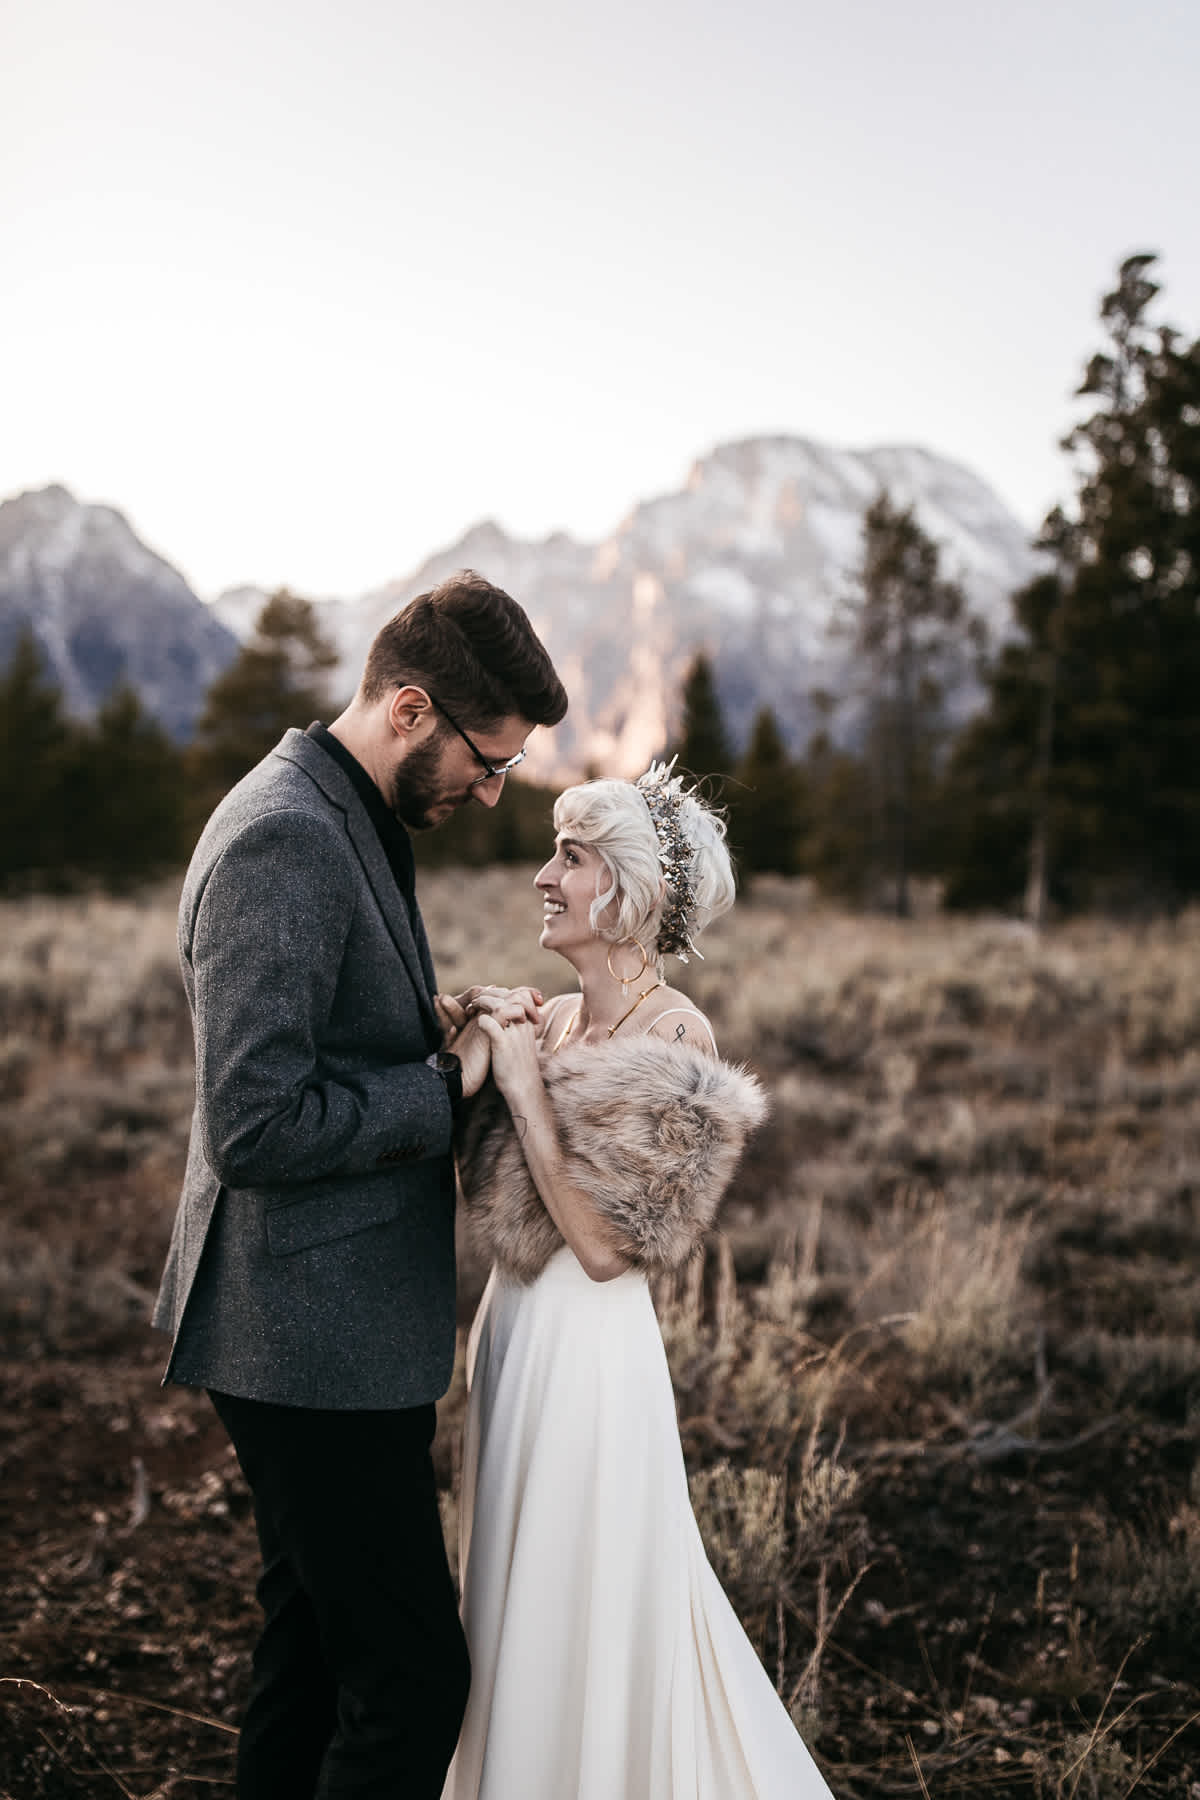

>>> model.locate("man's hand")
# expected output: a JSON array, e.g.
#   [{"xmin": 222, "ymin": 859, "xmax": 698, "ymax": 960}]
[
  {"xmin": 452, "ymin": 1016, "xmax": 493, "ymax": 1099},
  {"xmin": 435, "ymin": 993, "xmax": 470, "ymax": 1049}
]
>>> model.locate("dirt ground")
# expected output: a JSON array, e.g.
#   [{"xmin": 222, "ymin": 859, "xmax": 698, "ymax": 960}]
[{"xmin": 2, "ymin": 1173, "xmax": 1197, "ymax": 1799}]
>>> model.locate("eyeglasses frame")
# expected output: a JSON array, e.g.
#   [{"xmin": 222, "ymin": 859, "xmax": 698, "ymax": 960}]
[{"xmin": 427, "ymin": 695, "xmax": 527, "ymax": 786}]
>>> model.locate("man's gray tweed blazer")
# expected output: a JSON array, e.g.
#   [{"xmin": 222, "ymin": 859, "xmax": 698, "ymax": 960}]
[{"xmin": 153, "ymin": 728, "xmax": 458, "ymax": 1409}]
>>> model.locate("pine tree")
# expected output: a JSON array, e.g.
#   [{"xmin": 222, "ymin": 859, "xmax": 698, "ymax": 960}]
[
  {"xmin": 669, "ymin": 652, "xmax": 734, "ymax": 786},
  {"xmin": 1053, "ymin": 253, "xmax": 1200, "ymax": 904},
  {"xmin": 188, "ymin": 590, "xmax": 341, "ymax": 819},
  {"xmin": 70, "ymin": 685, "xmax": 188, "ymax": 884},
  {"xmin": 0, "ymin": 629, "xmax": 77, "ymax": 886},
  {"xmin": 942, "ymin": 253, "xmax": 1200, "ymax": 912},
  {"xmin": 837, "ymin": 494, "xmax": 979, "ymax": 915},
  {"xmin": 800, "ymin": 726, "xmax": 875, "ymax": 902},
  {"xmin": 730, "ymin": 706, "xmax": 806, "ymax": 880}
]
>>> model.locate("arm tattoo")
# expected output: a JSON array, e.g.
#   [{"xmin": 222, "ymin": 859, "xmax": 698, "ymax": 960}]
[{"xmin": 674, "ymin": 1023, "xmax": 687, "ymax": 1042}]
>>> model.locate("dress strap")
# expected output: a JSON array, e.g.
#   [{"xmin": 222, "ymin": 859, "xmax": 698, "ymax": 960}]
[
  {"xmin": 540, "ymin": 993, "xmax": 581, "ymax": 1055},
  {"xmin": 648, "ymin": 1006, "xmax": 718, "ymax": 1051}
]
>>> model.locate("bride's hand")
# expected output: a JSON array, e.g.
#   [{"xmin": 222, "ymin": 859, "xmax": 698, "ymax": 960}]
[
  {"xmin": 449, "ymin": 995, "xmax": 537, "ymax": 1098},
  {"xmin": 456, "ymin": 984, "xmax": 544, "ymax": 1026},
  {"xmin": 474, "ymin": 1013, "xmax": 542, "ymax": 1106},
  {"xmin": 436, "ymin": 988, "xmax": 540, "ymax": 1048}
]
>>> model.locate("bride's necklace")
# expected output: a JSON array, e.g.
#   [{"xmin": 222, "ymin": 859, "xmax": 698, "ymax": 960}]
[
  {"xmin": 608, "ymin": 978, "xmax": 666, "ymax": 1037},
  {"xmin": 551, "ymin": 979, "xmax": 666, "ymax": 1053}
]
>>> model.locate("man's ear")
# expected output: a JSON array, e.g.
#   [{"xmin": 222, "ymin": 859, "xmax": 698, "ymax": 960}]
[{"xmin": 387, "ymin": 686, "xmax": 434, "ymax": 738}]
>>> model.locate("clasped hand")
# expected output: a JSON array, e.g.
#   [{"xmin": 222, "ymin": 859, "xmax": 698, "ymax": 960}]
[{"xmin": 434, "ymin": 985, "xmax": 543, "ymax": 1099}]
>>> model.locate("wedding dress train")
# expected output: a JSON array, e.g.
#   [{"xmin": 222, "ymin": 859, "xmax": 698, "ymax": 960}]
[{"xmin": 441, "ymin": 1246, "xmax": 835, "ymax": 1800}]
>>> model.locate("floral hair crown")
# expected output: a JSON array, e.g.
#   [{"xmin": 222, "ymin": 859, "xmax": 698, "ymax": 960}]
[{"xmin": 635, "ymin": 758, "xmax": 701, "ymax": 962}]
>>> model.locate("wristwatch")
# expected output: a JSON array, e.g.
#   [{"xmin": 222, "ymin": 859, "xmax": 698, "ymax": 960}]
[{"xmin": 426, "ymin": 1049, "xmax": 464, "ymax": 1113}]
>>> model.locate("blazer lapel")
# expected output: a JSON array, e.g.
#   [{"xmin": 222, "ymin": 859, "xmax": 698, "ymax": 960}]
[{"xmin": 274, "ymin": 731, "xmax": 440, "ymax": 1039}]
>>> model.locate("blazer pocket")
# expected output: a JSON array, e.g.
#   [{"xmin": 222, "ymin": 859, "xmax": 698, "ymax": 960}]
[{"xmin": 265, "ymin": 1186, "xmax": 401, "ymax": 1256}]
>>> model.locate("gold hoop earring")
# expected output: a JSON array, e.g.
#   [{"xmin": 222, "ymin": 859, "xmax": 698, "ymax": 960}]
[{"xmin": 606, "ymin": 938, "xmax": 649, "ymax": 998}]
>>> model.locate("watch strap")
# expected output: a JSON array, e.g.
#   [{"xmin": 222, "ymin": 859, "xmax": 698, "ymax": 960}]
[{"xmin": 426, "ymin": 1050, "xmax": 464, "ymax": 1112}]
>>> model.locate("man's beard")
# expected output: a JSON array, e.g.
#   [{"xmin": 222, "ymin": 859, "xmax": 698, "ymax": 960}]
[{"xmin": 387, "ymin": 734, "xmax": 470, "ymax": 831}]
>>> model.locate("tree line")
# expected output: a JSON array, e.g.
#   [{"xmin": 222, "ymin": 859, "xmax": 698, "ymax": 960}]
[
  {"xmin": 683, "ymin": 252, "xmax": 1200, "ymax": 915},
  {"xmin": 0, "ymin": 585, "xmax": 571, "ymax": 889},
  {"xmin": 2, "ymin": 253, "xmax": 1196, "ymax": 912},
  {"xmin": 0, "ymin": 591, "xmax": 344, "ymax": 890}
]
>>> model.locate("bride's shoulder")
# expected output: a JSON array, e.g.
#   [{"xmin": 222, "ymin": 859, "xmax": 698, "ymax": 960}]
[
  {"xmin": 537, "ymin": 991, "xmax": 579, "ymax": 1045},
  {"xmin": 644, "ymin": 989, "xmax": 718, "ymax": 1056}
]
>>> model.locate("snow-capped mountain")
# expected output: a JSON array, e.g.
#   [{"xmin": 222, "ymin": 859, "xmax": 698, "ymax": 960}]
[
  {"xmin": 0, "ymin": 440, "xmax": 1040, "ymax": 770},
  {"xmin": 206, "ymin": 583, "xmax": 272, "ymax": 643},
  {"xmin": 0, "ymin": 485, "xmax": 237, "ymax": 738},
  {"xmin": 328, "ymin": 438, "xmax": 1041, "ymax": 780}
]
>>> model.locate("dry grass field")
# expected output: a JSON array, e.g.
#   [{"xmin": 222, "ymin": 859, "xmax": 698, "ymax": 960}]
[{"xmin": 2, "ymin": 870, "xmax": 1199, "ymax": 1797}]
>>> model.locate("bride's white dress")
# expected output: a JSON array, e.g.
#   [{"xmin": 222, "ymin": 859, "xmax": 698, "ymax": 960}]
[{"xmin": 441, "ymin": 1244, "xmax": 835, "ymax": 1799}]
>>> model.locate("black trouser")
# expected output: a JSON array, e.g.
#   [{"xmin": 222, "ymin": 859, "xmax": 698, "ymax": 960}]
[{"xmin": 209, "ymin": 1390, "xmax": 470, "ymax": 1800}]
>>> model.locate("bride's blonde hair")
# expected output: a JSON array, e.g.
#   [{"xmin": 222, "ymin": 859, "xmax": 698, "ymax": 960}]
[{"xmin": 552, "ymin": 776, "xmax": 735, "ymax": 955}]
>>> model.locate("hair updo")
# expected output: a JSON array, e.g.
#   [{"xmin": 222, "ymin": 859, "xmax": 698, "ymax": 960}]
[{"xmin": 552, "ymin": 775, "xmax": 736, "ymax": 956}]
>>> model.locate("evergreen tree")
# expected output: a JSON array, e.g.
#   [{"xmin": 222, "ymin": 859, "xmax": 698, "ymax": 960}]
[
  {"xmin": 730, "ymin": 706, "xmax": 807, "ymax": 879},
  {"xmin": 837, "ymin": 494, "xmax": 979, "ymax": 914},
  {"xmin": 669, "ymin": 652, "xmax": 734, "ymax": 785},
  {"xmin": 800, "ymin": 725, "xmax": 875, "ymax": 902},
  {"xmin": 188, "ymin": 590, "xmax": 341, "ymax": 819},
  {"xmin": 943, "ymin": 253, "xmax": 1200, "ymax": 912},
  {"xmin": 69, "ymin": 685, "xmax": 188, "ymax": 884},
  {"xmin": 1053, "ymin": 253, "xmax": 1200, "ymax": 904},
  {"xmin": 938, "ymin": 575, "xmax": 1056, "ymax": 911},
  {"xmin": 0, "ymin": 629, "xmax": 77, "ymax": 887}
]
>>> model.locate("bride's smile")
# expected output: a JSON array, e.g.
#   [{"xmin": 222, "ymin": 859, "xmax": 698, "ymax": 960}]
[{"xmin": 534, "ymin": 836, "xmax": 607, "ymax": 949}]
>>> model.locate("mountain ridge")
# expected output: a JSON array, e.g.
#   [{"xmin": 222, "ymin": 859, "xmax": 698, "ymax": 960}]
[
  {"xmin": 1, "ymin": 437, "xmax": 1041, "ymax": 772},
  {"xmin": 318, "ymin": 436, "xmax": 1040, "ymax": 777}
]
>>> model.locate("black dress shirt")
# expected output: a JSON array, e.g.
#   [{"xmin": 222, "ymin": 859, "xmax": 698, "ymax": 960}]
[{"xmin": 305, "ymin": 722, "xmax": 418, "ymax": 924}]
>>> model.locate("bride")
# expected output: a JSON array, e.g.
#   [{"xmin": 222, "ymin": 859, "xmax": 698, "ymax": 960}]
[{"xmin": 437, "ymin": 764, "xmax": 835, "ymax": 1800}]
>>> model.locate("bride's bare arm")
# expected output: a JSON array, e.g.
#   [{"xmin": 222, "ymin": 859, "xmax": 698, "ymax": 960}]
[{"xmin": 474, "ymin": 1015, "xmax": 630, "ymax": 1284}]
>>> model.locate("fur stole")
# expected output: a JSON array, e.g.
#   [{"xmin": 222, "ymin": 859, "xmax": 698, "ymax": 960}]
[{"xmin": 455, "ymin": 1037, "xmax": 768, "ymax": 1283}]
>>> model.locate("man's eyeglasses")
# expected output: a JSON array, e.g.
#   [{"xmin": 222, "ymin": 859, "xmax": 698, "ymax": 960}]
[{"xmin": 429, "ymin": 696, "xmax": 527, "ymax": 786}]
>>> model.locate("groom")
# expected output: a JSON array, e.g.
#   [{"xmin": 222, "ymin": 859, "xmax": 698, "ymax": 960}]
[{"xmin": 153, "ymin": 571, "xmax": 567, "ymax": 1799}]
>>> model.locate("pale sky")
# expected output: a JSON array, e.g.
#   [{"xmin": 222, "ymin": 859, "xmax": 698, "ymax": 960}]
[{"xmin": 3, "ymin": 0, "xmax": 1197, "ymax": 599}]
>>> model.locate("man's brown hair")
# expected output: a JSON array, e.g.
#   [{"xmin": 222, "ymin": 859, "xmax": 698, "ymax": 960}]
[{"xmin": 360, "ymin": 570, "xmax": 567, "ymax": 730}]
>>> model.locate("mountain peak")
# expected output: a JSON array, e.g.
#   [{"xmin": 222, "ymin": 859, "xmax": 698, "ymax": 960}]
[
  {"xmin": 20, "ymin": 480, "xmax": 77, "ymax": 510},
  {"xmin": 0, "ymin": 485, "xmax": 237, "ymax": 737},
  {"xmin": 449, "ymin": 518, "xmax": 516, "ymax": 557}
]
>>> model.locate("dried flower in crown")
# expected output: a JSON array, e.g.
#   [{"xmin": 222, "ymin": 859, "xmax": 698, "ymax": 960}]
[{"xmin": 635, "ymin": 758, "xmax": 701, "ymax": 962}]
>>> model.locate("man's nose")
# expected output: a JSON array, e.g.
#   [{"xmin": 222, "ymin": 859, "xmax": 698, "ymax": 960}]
[{"xmin": 470, "ymin": 773, "xmax": 506, "ymax": 810}]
